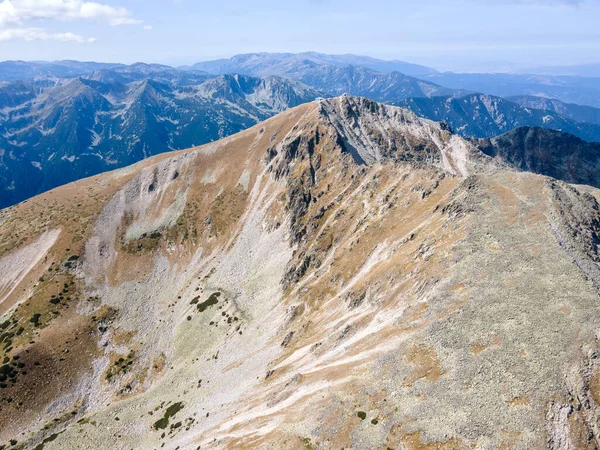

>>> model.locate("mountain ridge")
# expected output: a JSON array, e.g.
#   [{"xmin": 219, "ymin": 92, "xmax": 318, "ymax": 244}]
[
  {"xmin": 2, "ymin": 96, "xmax": 600, "ymax": 448},
  {"xmin": 183, "ymin": 52, "xmax": 439, "ymax": 77}
]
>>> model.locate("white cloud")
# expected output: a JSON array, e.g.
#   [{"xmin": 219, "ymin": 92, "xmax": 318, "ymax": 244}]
[
  {"xmin": 0, "ymin": 0, "xmax": 142, "ymax": 27},
  {"xmin": 0, "ymin": 0, "xmax": 142, "ymax": 43},
  {"xmin": 143, "ymin": 24, "xmax": 152, "ymax": 30},
  {"xmin": 0, "ymin": 26, "xmax": 94, "ymax": 42}
]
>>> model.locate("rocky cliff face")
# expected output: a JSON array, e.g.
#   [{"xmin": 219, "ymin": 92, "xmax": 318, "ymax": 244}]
[{"xmin": 1, "ymin": 97, "xmax": 600, "ymax": 449}]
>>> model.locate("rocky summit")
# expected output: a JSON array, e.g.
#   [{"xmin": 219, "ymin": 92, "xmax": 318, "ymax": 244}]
[{"xmin": 1, "ymin": 96, "xmax": 600, "ymax": 449}]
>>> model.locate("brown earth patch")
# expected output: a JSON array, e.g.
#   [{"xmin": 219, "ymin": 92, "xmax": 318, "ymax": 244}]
[{"xmin": 403, "ymin": 345, "xmax": 445, "ymax": 387}]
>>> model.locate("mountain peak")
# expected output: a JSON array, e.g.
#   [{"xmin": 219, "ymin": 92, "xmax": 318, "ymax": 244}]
[
  {"xmin": 3, "ymin": 96, "xmax": 600, "ymax": 449},
  {"xmin": 315, "ymin": 95, "xmax": 481, "ymax": 174}
]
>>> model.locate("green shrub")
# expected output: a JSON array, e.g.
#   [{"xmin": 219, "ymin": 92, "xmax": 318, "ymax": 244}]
[
  {"xmin": 30, "ymin": 313, "xmax": 42, "ymax": 325},
  {"xmin": 197, "ymin": 292, "xmax": 221, "ymax": 313},
  {"xmin": 153, "ymin": 402, "xmax": 184, "ymax": 430}
]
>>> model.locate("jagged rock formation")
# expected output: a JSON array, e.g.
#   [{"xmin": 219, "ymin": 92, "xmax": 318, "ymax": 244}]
[{"xmin": 1, "ymin": 96, "xmax": 600, "ymax": 449}]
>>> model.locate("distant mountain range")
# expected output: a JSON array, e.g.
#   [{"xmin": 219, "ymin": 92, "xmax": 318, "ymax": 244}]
[
  {"xmin": 255, "ymin": 63, "xmax": 469, "ymax": 102},
  {"xmin": 0, "ymin": 70, "xmax": 321, "ymax": 208},
  {"xmin": 395, "ymin": 93, "xmax": 600, "ymax": 142},
  {"xmin": 0, "ymin": 61, "xmax": 213, "ymax": 85},
  {"xmin": 518, "ymin": 63, "xmax": 600, "ymax": 78},
  {"xmin": 186, "ymin": 54, "xmax": 465, "ymax": 102},
  {"xmin": 0, "ymin": 60, "xmax": 123, "ymax": 82},
  {"xmin": 2, "ymin": 54, "xmax": 600, "ymax": 209},
  {"xmin": 187, "ymin": 53, "xmax": 600, "ymax": 108},
  {"xmin": 182, "ymin": 52, "xmax": 439, "ymax": 77},
  {"xmin": 508, "ymin": 95, "xmax": 600, "ymax": 125},
  {"xmin": 420, "ymin": 72, "xmax": 600, "ymax": 108},
  {"xmin": 3, "ymin": 55, "xmax": 600, "ymax": 108}
]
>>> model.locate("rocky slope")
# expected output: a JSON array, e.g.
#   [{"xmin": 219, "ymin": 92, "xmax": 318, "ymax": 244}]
[
  {"xmin": 395, "ymin": 93, "xmax": 600, "ymax": 143},
  {"xmin": 1, "ymin": 96, "xmax": 600, "ymax": 449},
  {"xmin": 0, "ymin": 72, "xmax": 321, "ymax": 209}
]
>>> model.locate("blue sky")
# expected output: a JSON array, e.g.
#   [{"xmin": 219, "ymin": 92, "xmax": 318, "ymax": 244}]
[{"xmin": 0, "ymin": 0, "xmax": 598, "ymax": 71}]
